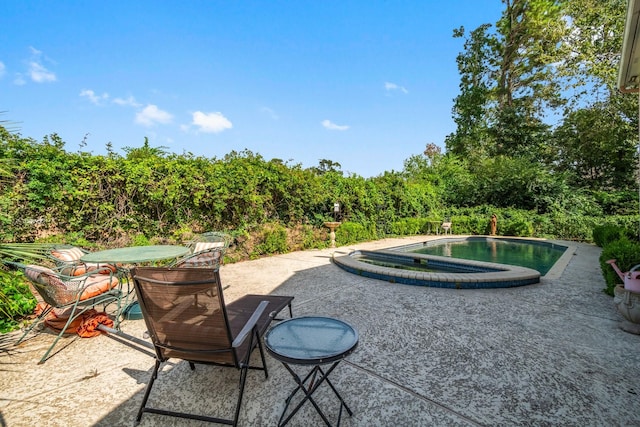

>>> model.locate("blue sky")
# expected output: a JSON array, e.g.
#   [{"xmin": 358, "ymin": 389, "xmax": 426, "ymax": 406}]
[{"xmin": 2, "ymin": 1, "xmax": 503, "ymax": 177}]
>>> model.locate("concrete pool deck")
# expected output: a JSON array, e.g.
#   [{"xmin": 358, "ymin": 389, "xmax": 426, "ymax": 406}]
[{"xmin": 1, "ymin": 235, "xmax": 639, "ymax": 426}]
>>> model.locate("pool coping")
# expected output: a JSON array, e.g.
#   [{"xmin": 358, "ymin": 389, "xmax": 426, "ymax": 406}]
[{"xmin": 332, "ymin": 236, "xmax": 575, "ymax": 289}]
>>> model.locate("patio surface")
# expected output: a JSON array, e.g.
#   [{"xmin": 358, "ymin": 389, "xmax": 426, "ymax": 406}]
[{"xmin": 1, "ymin": 236, "xmax": 639, "ymax": 426}]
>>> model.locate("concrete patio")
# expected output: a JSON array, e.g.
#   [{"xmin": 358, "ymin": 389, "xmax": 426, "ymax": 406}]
[{"xmin": 1, "ymin": 236, "xmax": 639, "ymax": 426}]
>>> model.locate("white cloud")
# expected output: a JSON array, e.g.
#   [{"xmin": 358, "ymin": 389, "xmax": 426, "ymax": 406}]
[
  {"xmin": 384, "ymin": 81, "xmax": 408, "ymax": 94},
  {"xmin": 80, "ymin": 89, "xmax": 109, "ymax": 105},
  {"xmin": 191, "ymin": 111, "xmax": 233, "ymax": 133},
  {"xmin": 29, "ymin": 61, "xmax": 56, "ymax": 83},
  {"xmin": 322, "ymin": 119, "xmax": 350, "ymax": 131},
  {"xmin": 113, "ymin": 96, "xmax": 141, "ymax": 107},
  {"xmin": 22, "ymin": 47, "xmax": 57, "ymax": 83},
  {"xmin": 135, "ymin": 104, "xmax": 173, "ymax": 127},
  {"xmin": 0, "ymin": 62, "xmax": 5, "ymax": 78}
]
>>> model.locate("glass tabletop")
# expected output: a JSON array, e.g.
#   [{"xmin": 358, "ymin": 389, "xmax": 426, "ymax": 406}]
[
  {"xmin": 265, "ymin": 316, "xmax": 358, "ymax": 365},
  {"xmin": 80, "ymin": 245, "xmax": 190, "ymax": 264}
]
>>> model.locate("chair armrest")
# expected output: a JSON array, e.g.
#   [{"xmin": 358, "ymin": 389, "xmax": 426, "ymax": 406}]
[{"xmin": 232, "ymin": 300, "xmax": 269, "ymax": 348}]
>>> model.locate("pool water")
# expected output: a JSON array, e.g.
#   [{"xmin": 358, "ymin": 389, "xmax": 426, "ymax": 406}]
[{"xmin": 402, "ymin": 237, "xmax": 566, "ymax": 276}]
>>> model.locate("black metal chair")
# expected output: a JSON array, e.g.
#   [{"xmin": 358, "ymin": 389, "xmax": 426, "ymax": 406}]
[{"xmin": 130, "ymin": 266, "xmax": 293, "ymax": 426}]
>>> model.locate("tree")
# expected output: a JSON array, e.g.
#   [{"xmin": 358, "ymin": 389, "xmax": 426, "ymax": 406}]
[
  {"xmin": 447, "ymin": 0, "xmax": 567, "ymax": 159},
  {"xmin": 559, "ymin": 0, "xmax": 627, "ymax": 104},
  {"xmin": 553, "ymin": 102, "xmax": 637, "ymax": 190},
  {"xmin": 446, "ymin": 24, "xmax": 494, "ymax": 158},
  {"xmin": 309, "ymin": 159, "xmax": 342, "ymax": 175}
]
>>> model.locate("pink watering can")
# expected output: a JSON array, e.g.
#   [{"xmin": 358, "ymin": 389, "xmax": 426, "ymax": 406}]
[{"xmin": 606, "ymin": 259, "xmax": 640, "ymax": 292}]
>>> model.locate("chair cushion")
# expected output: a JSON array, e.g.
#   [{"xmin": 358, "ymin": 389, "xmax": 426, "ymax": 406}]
[
  {"xmin": 176, "ymin": 251, "xmax": 221, "ymax": 268},
  {"xmin": 60, "ymin": 263, "xmax": 117, "ymax": 276},
  {"xmin": 80, "ymin": 275, "xmax": 119, "ymax": 301},
  {"xmin": 24, "ymin": 265, "xmax": 57, "ymax": 285},
  {"xmin": 193, "ymin": 241, "xmax": 225, "ymax": 252},
  {"xmin": 52, "ymin": 247, "xmax": 117, "ymax": 275},
  {"xmin": 51, "ymin": 247, "xmax": 85, "ymax": 261}
]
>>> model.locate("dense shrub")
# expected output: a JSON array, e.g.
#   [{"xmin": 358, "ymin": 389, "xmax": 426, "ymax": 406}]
[
  {"xmin": 388, "ymin": 218, "xmax": 431, "ymax": 236},
  {"xmin": 593, "ymin": 224, "xmax": 631, "ymax": 247},
  {"xmin": 0, "ymin": 270, "xmax": 37, "ymax": 333},
  {"xmin": 252, "ymin": 223, "xmax": 289, "ymax": 257},
  {"xmin": 599, "ymin": 237, "xmax": 640, "ymax": 296},
  {"xmin": 503, "ymin": 220, "xmax": 534, "ymax": 237},
  {"xmin": 335, "ymin": 221, "xmax": 375, "ymax": 245}
]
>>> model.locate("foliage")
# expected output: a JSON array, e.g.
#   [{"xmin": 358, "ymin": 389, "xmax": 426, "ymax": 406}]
[
  {"xmin": 552, "ymin": 102, "xmax": 637, "ymax": 191},
  {"xmin": 599, "ymin": 237, "xmax": 640, "ymax": 296},
  {"xmin": 253, "ymin": 223, "xmax": 288, "ymax": 258},
  {"xmin": 0, "ymin": 270, "xmax": 37, "ymax": 333},
  {"xmin": 447, "ymin": 0, "xmax": 566, "ymax": 158},
  {"xmin": 559, "ymin": 0, "xmax": 627, "ymax": 101},
  {"xmin": 592, "ymin": 224, "xmax": 635, "ymax": 248},
  {"xmin": 335, "ymin": 222, "xmax": 376, "ymax": 246}
]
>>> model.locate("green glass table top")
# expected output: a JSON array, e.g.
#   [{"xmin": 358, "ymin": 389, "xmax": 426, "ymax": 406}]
[
  {"xmin": 80, "ymin": 245, "xmax": 189, "ymax": 264},
  {"xmin": 265, "ymin": 316, "xmax": 358, "ymax": 365}
]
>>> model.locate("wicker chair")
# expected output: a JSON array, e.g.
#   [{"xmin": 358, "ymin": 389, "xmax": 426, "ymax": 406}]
[
  {"xmin": 130, "ymin": 266, "xmax": 293, "ymax": 426},
  {"xmin": 16, "ymin": 264, "xmax": 123, "ymax": 364}
]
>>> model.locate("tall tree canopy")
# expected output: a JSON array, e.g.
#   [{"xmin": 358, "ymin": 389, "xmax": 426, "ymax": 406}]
[{"xmin": 446, "ymin": 0, "xmax": 638, "ymax": 193}]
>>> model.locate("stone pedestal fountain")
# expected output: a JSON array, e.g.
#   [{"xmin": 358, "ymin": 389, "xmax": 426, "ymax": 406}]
[
  {"xmin": 324, "ymin": 202, "xmax": 342, "ymax": 248},
  {"xmin": 324, "ymin": 222, "xmax": 341, "ymax": 248}
]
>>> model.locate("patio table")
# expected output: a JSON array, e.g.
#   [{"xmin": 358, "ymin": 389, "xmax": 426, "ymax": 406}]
[
  {"xmin": 80, "ymin": 245, "xmax": 189, "ymax": 265},
  {"xmin": 265, "ymin": 316, "xmax": 358, "ymax": 427},
  {"xmin": 81, "ymin": 245, "xmax": 190, "ymax": 326}
]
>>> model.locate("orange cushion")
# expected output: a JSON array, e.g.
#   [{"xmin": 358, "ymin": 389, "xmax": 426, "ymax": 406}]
[
  {"xmin": 61, "ymin": 263, "xmax": 117, "ymax": 276},
  {"xmin": 52, "ymin": 247, "xmax": 117, "ymax": 275},
  {"xmin": 79, "ymin": 275, "xmax": 119, "ymax": 300}
]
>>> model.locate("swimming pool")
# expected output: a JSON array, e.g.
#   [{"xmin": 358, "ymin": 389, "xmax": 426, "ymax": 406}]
[
  {"xmin": 333, "ymin": 249, "xmax": 541, "ymax": 289},
  {"xmin": 332, "ymin": 237, "xmax": 568, "ymax": 289},
  {"xmin": 396, "ymin": 237, "xmax": 567, "ymax": 276}
]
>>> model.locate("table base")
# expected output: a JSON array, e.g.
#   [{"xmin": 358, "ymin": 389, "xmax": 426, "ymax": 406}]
[{"xmin": 278, "ymin": 361, "xmax": 352, "ymax": 427}]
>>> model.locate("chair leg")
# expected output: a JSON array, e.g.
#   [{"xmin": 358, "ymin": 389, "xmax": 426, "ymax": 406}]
[
  {"xmin": 136, "ymin": 359, "xmax": 161, "ymax": 424},
  {"xmin": 234, "ymin": 365, "xmax": 249, "ymax": 427},
  {"xmin": 15, "ymin": 305, "xmax": 52, "ymax": 345},
  {"xmin": 38, "ymin": 304, "xmax": 86, "ymax": 364}
]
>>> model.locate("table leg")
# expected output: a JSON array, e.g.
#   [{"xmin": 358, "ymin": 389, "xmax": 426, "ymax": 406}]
[
  {"xmin": 114, "ymin": 267, "xmax": 138, "ymax": 323},
  {"xmin": 278, "ymin": 361, "xmax": 352, "ymax": 427}
]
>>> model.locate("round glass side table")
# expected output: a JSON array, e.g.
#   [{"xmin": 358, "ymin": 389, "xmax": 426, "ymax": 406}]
[{"xmin": 265, "ymin": 316, "xmax": 358, "ymax": 427}]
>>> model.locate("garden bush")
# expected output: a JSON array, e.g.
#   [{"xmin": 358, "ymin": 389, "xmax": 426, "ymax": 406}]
[
  {"xmin": 0, "ymin": 270, "xmax": 37, "ymax": 333},
  {"xmin": 503, "ymin": 220, "xmax": 534, "ymax": 237},
  {"xmin": 592, "ymin": 224, "xmax": 630, "ymax": 247},
  {"xmin": 335, "ymin": 221, "xmax": 375, "ymax": 245},
  {"xmin": 252, "ymin": 223, "xmax": 289, "ymax": 257}
]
